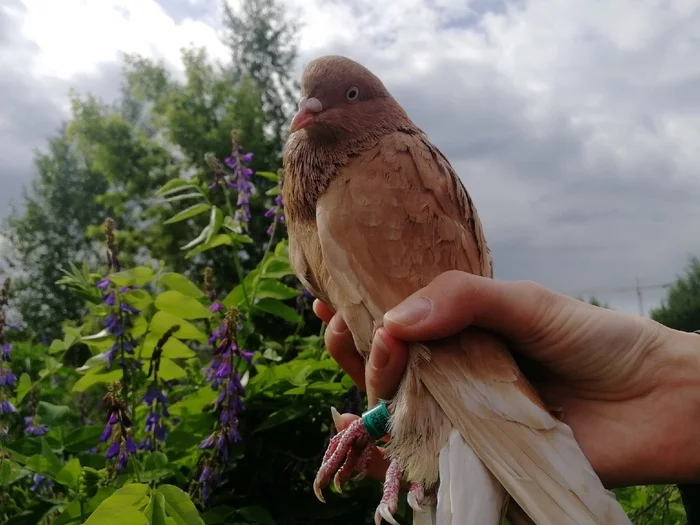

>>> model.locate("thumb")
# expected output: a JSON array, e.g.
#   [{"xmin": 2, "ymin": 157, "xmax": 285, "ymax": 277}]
[{"xmin": 382, "ymin": 271, "xmax": 559, "ymax": 344}]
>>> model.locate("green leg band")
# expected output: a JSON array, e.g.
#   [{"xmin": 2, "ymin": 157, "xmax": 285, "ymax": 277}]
[{"xmin": 361, "ymin": 401, "xmax": 390, "ymax": 440}]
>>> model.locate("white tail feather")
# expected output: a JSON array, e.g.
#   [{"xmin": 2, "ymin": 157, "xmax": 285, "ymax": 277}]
[
  {"xmin": 420, "ymin": 337, "xmax": 633, "ymax": 525},
  {"xmin": 433, "ymin": 430, "xmax": 508, "ymax": 525}
]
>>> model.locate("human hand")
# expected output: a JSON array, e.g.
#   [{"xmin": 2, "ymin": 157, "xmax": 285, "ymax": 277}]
[{"xmin": 316, "ymin": 271, "xmax": 700, "ymax": 487}]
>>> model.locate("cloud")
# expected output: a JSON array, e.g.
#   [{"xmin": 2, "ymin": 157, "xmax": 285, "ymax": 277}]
[{"xmin": 2, "ymin": 0, "xmax": 699, "ymax": 314}]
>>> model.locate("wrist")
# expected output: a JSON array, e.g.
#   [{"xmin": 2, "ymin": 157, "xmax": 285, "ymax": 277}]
[{"xmin": 649, "ymin": 327, "xmax": 700, "ymax": 484}]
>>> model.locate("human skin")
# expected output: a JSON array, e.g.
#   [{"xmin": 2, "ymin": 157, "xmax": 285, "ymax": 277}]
[{"xmin": 316, "ymin": 271, "xmax": 700, "ymax": 488}]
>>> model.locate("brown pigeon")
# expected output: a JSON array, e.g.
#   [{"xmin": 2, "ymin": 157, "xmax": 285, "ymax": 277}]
[{"xmin": 282, "ymin": 55, "xmax": 631, "ymax": 525}]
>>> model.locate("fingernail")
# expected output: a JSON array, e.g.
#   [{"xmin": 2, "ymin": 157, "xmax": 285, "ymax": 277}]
[
  {"xmin": 370, "ymin": 330, "xmax": 390, "ymax": 369},
  {"xmin": 385, "ymin": 296, "xmax": 432, "ymax": 326},
  {"xmin": 329, "ymin": 314, "xmax": 348, "ymax": 334},
  {"xmin": 330, "ymin": 407, "xmax": 343, "ymax": 430}
]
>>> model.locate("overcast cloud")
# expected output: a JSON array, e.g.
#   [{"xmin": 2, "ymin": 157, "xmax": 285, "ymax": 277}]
[{"xmin": 1, "ymin": 0, "xmax": 699, "ymax": 315}]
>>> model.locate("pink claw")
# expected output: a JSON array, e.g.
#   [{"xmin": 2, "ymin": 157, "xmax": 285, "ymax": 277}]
[
  {"xmin": 313, "ymin": 418, "xmax": 371, "ymax": 502},
  {"xmin": 407, "ymin": 482, "xmax": 425, "ymax": 512},
  {"xmin": 374, "ymin": 460, "xmax": 402, "ymax": 525}
]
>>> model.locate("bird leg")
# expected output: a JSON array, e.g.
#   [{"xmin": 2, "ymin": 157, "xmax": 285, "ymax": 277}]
[
  {"xmin": 374, "ymin": 461, "xmax": 429, "ymax": 524},
  {"xmin": 375, "ymin": 460, "xmax": 403, "ymax": 525},
  {"xmin": 314, "ymin": 418, "xmax": 373, "ymax": 501}
]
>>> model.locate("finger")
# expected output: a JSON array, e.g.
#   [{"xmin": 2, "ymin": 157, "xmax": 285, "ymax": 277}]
[
  {"xmin": 366, "ymin": 328, "xmax": 408, "ymax": 407},
  {"xmin": 313, "ymin": 300, "xmax": 336, "ymax": 323},
  {"xmin": 382, "ymin": 271, "xmax": 562, "ymax": 346},
  {"xmin": 325, "ymin": 314, "xmax": 366, "ymax": 390},
  {"xmin": 332, "ymin": 411, "xmax": 390, "ymax": 482}
]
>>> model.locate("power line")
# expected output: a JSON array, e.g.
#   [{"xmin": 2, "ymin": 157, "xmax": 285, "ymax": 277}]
[{"xmin": 564, "ymin": 279, "xmax": 673, "ymax": 317}]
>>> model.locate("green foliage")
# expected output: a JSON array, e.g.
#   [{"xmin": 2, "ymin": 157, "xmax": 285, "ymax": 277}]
[
  {"xmin": 651, "ymin": 256, "xmax": 700, "ymax": 331},
  {"xmin": 0, "ymin": 0, "xmax": 687, "ymax": 522}
]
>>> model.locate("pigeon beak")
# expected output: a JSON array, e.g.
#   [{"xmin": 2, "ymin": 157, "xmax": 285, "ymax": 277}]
[{"xmin": 290, "ymin": 97, "xmax": 323, "ymax": 133}]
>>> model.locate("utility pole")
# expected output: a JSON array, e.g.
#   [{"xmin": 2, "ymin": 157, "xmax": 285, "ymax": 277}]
[
  {"xmin": 635, "ymin": 277, "xmax": 643, "ymax": 316},
  {"xmin": 566, "ymin": 279, "xmax": 672, "ymax": 317}
]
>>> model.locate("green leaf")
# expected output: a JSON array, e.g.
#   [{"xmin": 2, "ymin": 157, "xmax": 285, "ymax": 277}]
[
  {"xmin": 254, "ymin": 406, "xmax": 310, "ymax": 433},
  {"xmin": 236, "ymin": 506, "xmax": 276, "ymax": 525},
  {"xmin": 159, "ymin": 272, "xmax": 204, "ymax": 298},
  {"xmin": 149, "ymin": 311, "xmax": 208, "ymax": 343},
  {"xmin": 184, "ymin": 234, "xmax": 233, "ymax": 259},
  {"xmin": 255, "ymin": 298, "xmax": 301, "ymax": 324},
  {"xmin": 0, "ymin": 460, "xmax": 22, "ymax": 487},
  {"xmin": 15, "ymin": 373, "xmax": 31, "ymax": 403},
  {"xmin": 132, "ymin": 315, "xmax": 149, "ymax": 338},
  {"xmin": 164, "ymin": 192, "xmax": 203, "ymax": 203},
  {"xmin": 155, "ymin": 291, "xmax": 212, "ymax": 320},
  {"xmin": 37, "ymin": 401, "xmax": 71, "ymax": 425},
  {"xmin": 158, "ymin": 358, "xmax": 187, "ymax": 381},
  {"xmin": 84, "ymin": 484, "xmax": 150, "ymax": 525},
  {"xmin": 255, "ymin": 280, "xmax": 299, "ymax": 300},
  {"xmin": 204, "ymin": 206, "xmax": 224, "ymax": 244},
  {"xmin": 168, "ymin": 388, "xmax": 217, "ymax": 417},
  {"xmin": 76, "ymin": 354, "xmax": 109, "ymax": 372},
  {"xmin": 109, "ymin": 267, "xmax": 155, "ymax": 287},
  {"xmin": 164, "ymin": 203, "xmax": 211, "ymax": 225},
  {"xmin": 274, "ymin": 239, "xmax": 289, "ymax": 257},
  {"xmin": 72, "ymin": 369, "xmax": 122, "ymax": 392},
  {"xmin": 140, "ymin": 333, "xmax": 195, "ymax": 359},
  {"xmin": 157, "ymin": 485, "xmax": 205, "ymax": 525},
  {"xmin": 265, "ymin": 185, "xmax": 280, "ymax": 196},
  {"xmin": 41, "ymin": 438, "xmax": 63, "ymax": 476},
  {"xmin": 55, "ymin": 457, "xmax": 82, "ymax": 489},
  {"xmin": 63, "ymin": 426, "xmax": 104, "ymax": 453},
  {"xmin": 261, "ymin": 257, "xmax": 294, "ymax": 279},
  {"xmin": 145, "ymin": 491, "xmax": 168, "ymax": 525},
  {"xmin": 156, "ymin": 179, "xmax": 197, "ymax": 196},
  {"xmin": 124, "ymin": 289, "xmax": 154, "ymax": 310},
  {"xmin": 222, "ymin": 269, "xmax": 259, "ymax": 308},
  {"xmin": 48, "ymin": 339, "xmax": 66, "ymax": 354},
  {"xmin": 82, "ymin": 328, "xmax": 111, "ymax": 341},
  {"xmin": 255, "ymin": 171, "xmax": 279, "ymax": 182},
  {"xmin": 180, "ymin": 225, "xmax": 210, "ymax": 251},
  {"xmin": 201, "ymin": 506, "xmax": 236, "ymax": 525}
]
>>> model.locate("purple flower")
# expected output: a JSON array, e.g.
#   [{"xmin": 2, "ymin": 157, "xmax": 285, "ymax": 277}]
[
  {"xmin": 1, "ymin": 344, "xmax": 11, "ymax": 359},
  {"xmin": 0, "ymin": 368, "xmax": 16, "ymax": 386},
  {"xmin": 143, "ymin": 387, "xmax": 167, "ymax": 406},
  {"xmin": 99, "ymin": 424, "xmax": 112, "ymax": 443},
  {"xmin": 214, "ymin": 361, "xmax": 231, "ymax": 379},
  {"xmin": 103, "ymin": 313, "xmax": 123, "ymax": 336},
  {"xmin": 104, "ymin": 292, "xmax": 116, "ymax": 306},
  {"xmin": 105, "ymin": 440, "xmax": 120, "ymax": 459},
  {"xmin": 96, "ymin": 278, "xmax": 111, "ymax": 292},
  {"xmin": 24, "ymin": 417, "xmax": 49, "ymax": 437},
  {"xmin": 217, "ymin": 146, "xmax": 255, "ymax": 230},
  {"xmin": 199, "ymin": 433, "xmax": 216, "ymax": 449},
  {"xmin": 120, "ymin": 303, "xmax": 140, "ymax": 315},
  {"xmin": 265, "ymin": 194, "xmax": 285, "ymax": 236},
  {"xmin": 117, "ymin": 449, "xmax": 129, "ymax": 471},
  {"xmin": 0, "ymin": 399, "xmax": 16, "ymax": 414},
  {"xmin": 30, "ymin": 474, "xmax": 53, "ymax": 493},
  {"xmin": 125, "ymin": 436, "xmax": 137, "ymax": 454},
  {"xmin": 216, "ymin": 433, "xmax": 229, "ymax": 464},
  {"xmin": 209, "ymin": 302, "xmax": 224, "ymax": 313}
]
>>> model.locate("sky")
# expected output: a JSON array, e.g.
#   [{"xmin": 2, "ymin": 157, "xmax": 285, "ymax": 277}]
[{"xmin": 1, "ymin": 0, "xmax": 699, "ymax": 316}]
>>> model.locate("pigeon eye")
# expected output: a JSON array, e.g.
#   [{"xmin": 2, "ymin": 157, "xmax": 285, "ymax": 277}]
[{"xmin": 345, "ymin": 86, "xmax": 359, "ymax": 102}]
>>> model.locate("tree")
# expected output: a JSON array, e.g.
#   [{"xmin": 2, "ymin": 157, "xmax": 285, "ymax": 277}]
[
  {"xmin": 651, "ymin": 256, "xmax": 700, "ymax": 332},
  {"xmin": 223, "ymin": 0, "xmax": 300, "ymax": 153},
  {"xmin": 2, "ymin": 130, "xmax": 108, "ymax": 339},
  {"xmin": 5, "ymin": 0, "xmax": 302, "ymax": 337}
]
